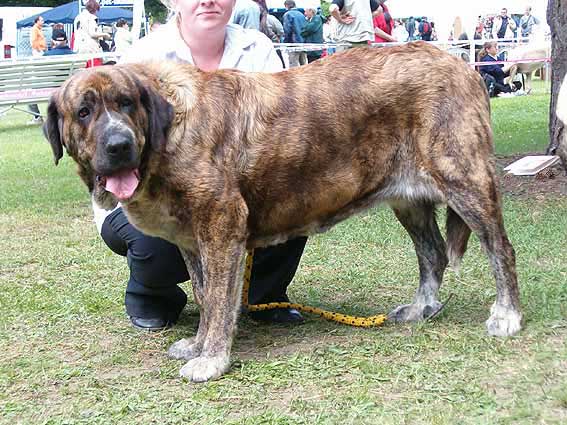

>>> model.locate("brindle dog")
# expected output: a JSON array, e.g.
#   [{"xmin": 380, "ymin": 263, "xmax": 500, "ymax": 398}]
[{"xmin": 44, "ymin": 42, "xmax": 522, "ymax": 382}]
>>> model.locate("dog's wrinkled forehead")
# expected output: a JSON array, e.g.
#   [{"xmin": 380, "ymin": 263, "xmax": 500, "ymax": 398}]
[{"xmin": 61, "ymin": 67, "xmax": 138, "ymax": 111}]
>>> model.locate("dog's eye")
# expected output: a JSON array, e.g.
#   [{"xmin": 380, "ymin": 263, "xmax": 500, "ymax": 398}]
[
  {"xmin": 78, "ymin": 107, "xmax": 90, "ymax": 119},
  {"xmin": 119, "ymin": 98, "xmax": 133, "ymax": 110}
]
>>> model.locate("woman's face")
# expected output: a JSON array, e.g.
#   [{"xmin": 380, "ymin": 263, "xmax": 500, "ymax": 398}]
[
  {"xmin": 488, "ymin": 44, "xmax": 498, "ymax": 55},
  {"xmin": 174, "ymin": 0, "xmax": 236, "ymax": 32}
]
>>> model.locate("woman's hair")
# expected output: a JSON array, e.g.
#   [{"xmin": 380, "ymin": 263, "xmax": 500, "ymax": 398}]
[
  {"xmin": 34, "ymin": 16, "xmax": 42, "ymax": 24},
  {"xmin": 116, "ymin": 18, "xmax": 127, "ymax": 27},
  {"xmin": 384, "ymin": 12, "xmax": 393, "ymax": 33},
  {"xmin": 478, "ymin": 41, "xmax": 497, "ymax": 60},
  {"xmin": 253, "ymin": 0, "xmax": 270, "ymax": 39},
  {"xmin": 85, "ymin": 0, "xmax": 101, "ymax": 14}
]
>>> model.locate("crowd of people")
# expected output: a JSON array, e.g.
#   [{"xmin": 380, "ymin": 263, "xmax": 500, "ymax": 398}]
[
  {"xmin": 29, "ymin": 1, "xmax": 544, "ymax": 70},
  {"xmin": 29, "ymin": 0, "xmax": 143, "ymax": 61}
]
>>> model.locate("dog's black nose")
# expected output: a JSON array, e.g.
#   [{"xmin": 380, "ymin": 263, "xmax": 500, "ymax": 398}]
[{"xmin": 105, "ymin": 134, "xmax": 133, "ymax": 158}]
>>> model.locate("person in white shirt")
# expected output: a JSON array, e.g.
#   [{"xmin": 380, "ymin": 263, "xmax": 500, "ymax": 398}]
[
  {"xmin": 95, "ymin": 0, "xmax": 307, "ymax": 331},
  {"xmin": 73, "ymin": 0, "xmax": 111, "ymax": 54},
  {"xmin": 113, "ymin": 18, "xmax": 133, "ymax": 53}
]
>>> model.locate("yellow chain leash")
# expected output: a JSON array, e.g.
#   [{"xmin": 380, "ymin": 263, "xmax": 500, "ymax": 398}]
[{"xmin": 242, "ymin": 250, "xmax": 387, "ymax": 328}]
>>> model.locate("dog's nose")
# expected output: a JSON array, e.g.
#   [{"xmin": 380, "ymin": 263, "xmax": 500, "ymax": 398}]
[{"xmin": 105, "ymin": 134, "xmax": 133, "ymax": 158}]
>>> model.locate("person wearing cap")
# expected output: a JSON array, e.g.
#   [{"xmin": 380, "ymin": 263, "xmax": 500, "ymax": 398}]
[{"xmin": 45, "ymin": 28, "xmax": 74, "ymax": 56}]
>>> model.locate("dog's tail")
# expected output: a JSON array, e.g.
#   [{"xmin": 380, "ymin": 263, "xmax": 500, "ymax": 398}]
[{"xmin": 446, "ymin": 207, "xmax": 471, "ymax": 272}]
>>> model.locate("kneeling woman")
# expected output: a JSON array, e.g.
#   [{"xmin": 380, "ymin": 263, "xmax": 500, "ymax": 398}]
[{"xmin": 478, "ymin": 41, "xmax": 521, "ymax": 97}]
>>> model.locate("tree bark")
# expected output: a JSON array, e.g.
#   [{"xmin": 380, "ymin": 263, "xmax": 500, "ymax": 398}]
[{"xmin": 547, "ymin": 0, "xmax": 567, "ymax": 155}]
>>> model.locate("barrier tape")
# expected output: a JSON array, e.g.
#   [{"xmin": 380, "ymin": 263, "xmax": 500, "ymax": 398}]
[{"xmin": 471, "ymin": 57, "xmax": 551, "ymax": 67}]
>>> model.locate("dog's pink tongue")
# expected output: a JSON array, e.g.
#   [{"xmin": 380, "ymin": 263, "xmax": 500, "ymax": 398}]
[{"xmin": 105, "ymin": 170, "xmax": 139, "ymax": 201}]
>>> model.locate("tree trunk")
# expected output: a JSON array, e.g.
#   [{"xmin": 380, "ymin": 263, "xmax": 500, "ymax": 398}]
[{"xmin": 547, "ymin": 0, "xmax": 567, "ymax": 156}]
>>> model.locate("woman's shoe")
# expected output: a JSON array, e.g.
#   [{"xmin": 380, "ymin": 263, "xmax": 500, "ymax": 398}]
[
  {"xmin": 129, "ymin": 316, "xmax": 172, "ymax": 331},
  {"xmin": 248, "ymin": 308, "xmax": 304, "ymax": 324}
]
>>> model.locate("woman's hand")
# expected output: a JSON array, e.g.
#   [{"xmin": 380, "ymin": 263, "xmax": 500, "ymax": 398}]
[{"xmin": 341, "ymin": 14, "xmax": 355, "ymax": 25}]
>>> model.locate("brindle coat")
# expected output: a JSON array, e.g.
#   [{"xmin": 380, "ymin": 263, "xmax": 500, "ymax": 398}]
[{"xmin": 44, "ymin": 42, "xmax": 522, "ymax": 382}]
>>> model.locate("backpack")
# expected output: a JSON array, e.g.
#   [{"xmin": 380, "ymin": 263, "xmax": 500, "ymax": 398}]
[{"xmin": 421, "ymin": 22, "xmax": 431, "ymax": 35}]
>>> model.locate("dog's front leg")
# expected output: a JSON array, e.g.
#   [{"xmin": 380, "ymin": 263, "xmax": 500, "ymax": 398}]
[
  {"xmin": 177, "ymin": 237, "xmax": 246, "ymax": 382},
  {"xmin": 168, "ymin": 250, "xmax": 207, "ymax": 361}
]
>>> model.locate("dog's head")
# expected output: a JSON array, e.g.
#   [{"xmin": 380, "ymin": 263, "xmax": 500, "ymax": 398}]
[{"xmin": 43, "ymin": 64, "xmax": 174, "ymax": 208}]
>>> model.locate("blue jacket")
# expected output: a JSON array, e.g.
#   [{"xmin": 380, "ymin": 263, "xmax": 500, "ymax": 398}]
[
  {"xmin": 480, "ymin": 54, "xmax": 506, "ymax": 85},
  {"xmin": 283, "ymin": 8, "xmax": 306, "ymax": 43}
]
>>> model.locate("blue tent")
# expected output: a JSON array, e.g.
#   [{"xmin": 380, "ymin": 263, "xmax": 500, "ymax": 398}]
[{"xmin": 17, "ymin": 1, "xmax": 133, "ymax": 28}]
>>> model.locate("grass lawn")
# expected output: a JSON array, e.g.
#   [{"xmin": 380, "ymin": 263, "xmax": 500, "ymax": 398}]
[{"xmin": 0, "ymin": 80, "xmax": 566, "ymax": 424}]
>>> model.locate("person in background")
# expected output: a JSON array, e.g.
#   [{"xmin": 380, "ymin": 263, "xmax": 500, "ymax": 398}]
[
  {"xmin": 392, "ymin": 19, "xmax": 408, "ymax": 42},
  {"xmin": 301, "ymin": 7, "xmax": 324, "ymax": 62},
  {"xmin": 266, "ymin": 12, "xmax": 285, "ymax": 66},
  {"xmin": 44, "ymin": 28, "xmax": 73, "ymax": 56},
  {"xmin": 474, "ymin": 16, "xmax": 484, "ymax": 40},
  {"xmin": 267, "ymin": 13, "xmax": 284, "ymax": 43},
  {"xmin": 232, "ymin": 0, "xmax": 261, "ymax": 30},
  {"xmin": 405, "ymin": 16, "xmax": 415, "ymax": 40},
  {"xmin": 27, "ymin": 16, "xmax": 46, "ymax": 125},
  {"xmin": 95, "ymin": 0, "xmax": 307, "ymax": 331},
  {"xmin": 74, "ymin": 0, "xmax": 111, "ymax": 55},
  {"xmin": 283, "ymin": 0, "xmax": 307, "ymax": 67},
  {"xmin": 30, "ymin": 16, "xmax": 47, "ymax": 57},
  {"xmin": 478, "ymin": 41, "xmax": 521, "ymax": 97},
  {"xmin": 372, "ymin": 0, "xmax": 396, "ymax": 43},
  {"xmin": 329, "ymin": 0, "xmax": 379, "ymax": 52},
  {"xmin": 113, "ymin": 18, "xmax": 133, "ymax": 53},
  {"xmin": 519, "ymin": 6, "xmax": 539, "ymax": 39},
  {"xmin": 492, "ymin": 7, "xmax": 517, "ymax": 41},
  {"xmin": 418, "ymin": 16, "xmax": 432, "ymax": 41},
  {"xmin": 252, "ymin": 0, "xmax": 285, "ymax": 66},
  {"xmin": 430, "ymin": 21, "xmax": 438, "ymax": 41},
  {"xmin": 323, "ymin": 14, "xmax": 337, "ymax": 55}
]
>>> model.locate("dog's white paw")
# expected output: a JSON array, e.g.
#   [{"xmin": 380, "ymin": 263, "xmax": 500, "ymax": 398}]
[
  {"xmin": 486, "ymin": 303, "xmax": 522, "ymax": 337},
  {"xmin": 388, "ymin": 301, "xmax": 443, "ymax": 322},
  {"xmin": 179, "ymin": 355, "xmax": 230, "ymax": 383},
  {"xmin": 168, "ymin": 338, "xmax": 201, "ymax": 361}
]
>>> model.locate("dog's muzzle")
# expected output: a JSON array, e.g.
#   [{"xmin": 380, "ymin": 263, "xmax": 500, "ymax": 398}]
[
  {"xmin": 95, "ymin": 127, "xmax": 139, "ymax": 173},
  {"xmin": 94, "ymin": 124, "xmax": 141, "ymax": 202},
  {"xmin": 103, "ymin": 132, "xmax": 137, "ymax": 168}
]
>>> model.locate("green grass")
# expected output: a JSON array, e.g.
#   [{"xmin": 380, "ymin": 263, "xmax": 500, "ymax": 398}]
[
  {"xmin": 1, "ymin": 84, "xmax": 566, "ymax": 424},
  {"xmin": 491, "ymin": 80, "xmax": 550, "ymax": 155}
]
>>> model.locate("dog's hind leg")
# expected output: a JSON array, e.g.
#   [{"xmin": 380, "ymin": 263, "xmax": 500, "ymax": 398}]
[
  {"xmin": 388, "ymin": 202, "xmax": 448, "ymax": 322},
  {"xmin": 168, "ymin": 250, "xmax": 206, "ymax": 362},
  {"xmin": 447, "ymin": 185, "xmax": 522, "ymax": 337}
]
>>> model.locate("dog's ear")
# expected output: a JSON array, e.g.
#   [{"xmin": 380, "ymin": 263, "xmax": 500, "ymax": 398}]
[
  {"xmin": 139, "ymin": 81, "xmax": 174, "ymax": 152},
  {"xmin": 43, "ymin": 96, "xmax": 63, "ymax": 166}
]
